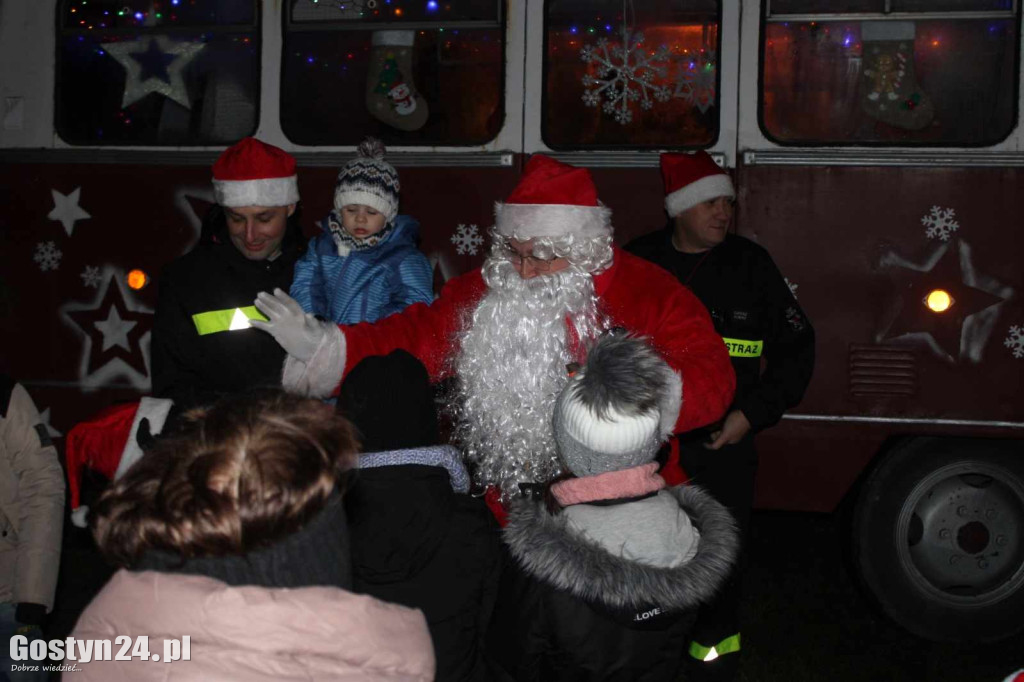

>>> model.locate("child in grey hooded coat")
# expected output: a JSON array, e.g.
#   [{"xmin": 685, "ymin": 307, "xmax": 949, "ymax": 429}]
[{"xmin": 485, "ymin": 333, "xmax": 739, "ymax": 682}]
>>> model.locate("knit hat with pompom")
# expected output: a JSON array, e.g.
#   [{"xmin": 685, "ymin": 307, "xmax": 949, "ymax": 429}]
[
  {"xmin": 333, "ymin": 138, "xmax": 400, "ymax": 222},
  {"xmin": 553, "ymin": 332, "xmax": 683, "ymax": 478}
]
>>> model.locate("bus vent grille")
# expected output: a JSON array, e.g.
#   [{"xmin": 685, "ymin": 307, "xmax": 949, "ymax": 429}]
[{"xmin": 848, "ymin": 344, "xmax": 917, "ymax": 396}]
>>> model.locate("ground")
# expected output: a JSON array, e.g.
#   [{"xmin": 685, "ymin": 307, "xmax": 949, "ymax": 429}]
[{"xmin": 735, "ymin": 511, "xmax": 1023, "ymax": 682}]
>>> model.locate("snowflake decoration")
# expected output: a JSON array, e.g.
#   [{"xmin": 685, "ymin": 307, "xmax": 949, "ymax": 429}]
[
  {"xmin": 34, "ymin": 241, "xmax": 62, "ymax": 272},
  {"xmin": 81, "ymin": 266, "xmax": 103, "ymax": 288},
  {"xmin": 673, "ymin": 50, "xmax": 717, "ymax": 113},
  {"xmin": 451, "ymin": 223, "xmax": 484, "ymax": 256},
  {"xmin": 786, "ymin": 306, "xmax": 806, "ymax": 332},
  {"xmin": 922, "ymin": 206, "xmax": 959, "ymax": 241},
  {"xmin": 1005, "ymin": 324, "xmax": 1024, "ymax": 359},
  {"xmin": 785, "ymin": 277, "xmax": 799, "ymax": 300},
  {"xmin": 580, "ymin": 26, "xmax": 671, "ymax": 126}
]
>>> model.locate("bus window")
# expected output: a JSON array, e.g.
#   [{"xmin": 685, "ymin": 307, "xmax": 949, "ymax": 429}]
[
  {"xmin": 56, "ymin": 0, "xmax": 260, "ymax": 146},
  {"xmin": 542, "ymin": 0, "xmax": 721, "ymax": 150},
  {"xmin": 761, "ymin": 1, "xmax": 1019, "ymax": 146},
  {"xmin": 281, "ymin": 0, "xmax": 505, "ymax": 146}
]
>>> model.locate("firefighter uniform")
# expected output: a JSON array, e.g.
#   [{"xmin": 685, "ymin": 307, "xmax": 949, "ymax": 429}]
[
  {"xmin": 151, "ymin": 223, "xmax": 304, "ymax": 416},
  {"xmin": 626, "ymin": 227, "xmax": 815, "ymax": 681}
]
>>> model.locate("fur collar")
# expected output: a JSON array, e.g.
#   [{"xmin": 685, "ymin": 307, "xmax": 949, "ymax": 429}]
[{"xmin": 504, "ymin": 484, "xmax": 738, "ymax": 611}]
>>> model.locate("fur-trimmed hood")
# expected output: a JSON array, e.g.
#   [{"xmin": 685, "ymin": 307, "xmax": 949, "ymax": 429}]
[{"xmin": 504, "ymin": 484, "xmax": 738, "ymax": 613}]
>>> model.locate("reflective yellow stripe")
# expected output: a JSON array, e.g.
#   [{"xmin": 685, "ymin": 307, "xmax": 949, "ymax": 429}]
[
  {"xmin": 191, "ymin": 306, "xmax": 268, "ymax": 336},
  {"xmin": 722, "ymin": 337, "xmax": 763, "ymax": 358},
  {"xmin": 689, "ymin": 633, "xmax": 741, "ymax": 661}
]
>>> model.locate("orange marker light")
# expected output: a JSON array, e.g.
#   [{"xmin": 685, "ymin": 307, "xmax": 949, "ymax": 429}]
[
  {"xmin": 925, "ymin": 289, "xmax": 953, "ymax": 313},
  {"xmin": 127, "ymin": 269, "xmax": 149, "ymax": 290}
]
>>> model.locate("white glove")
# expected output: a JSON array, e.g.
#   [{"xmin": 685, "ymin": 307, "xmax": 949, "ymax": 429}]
[{"xmin": 251, "ymin": 289, "xmax": 329, "ymax": 362}]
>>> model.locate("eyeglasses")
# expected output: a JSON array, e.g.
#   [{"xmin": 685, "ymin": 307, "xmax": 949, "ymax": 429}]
[{"xmin": 499, "ymin": 243, "xmax": 560, "ymax": 271}]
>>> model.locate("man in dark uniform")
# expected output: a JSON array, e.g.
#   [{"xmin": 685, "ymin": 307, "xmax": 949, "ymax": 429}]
[
  {"xmin": 626, "ymin": 151, "xmax": 815, "ymax": 682},
  {"xmin": 151, "ymin": 138, "xmax": 305, "ymax": 418}
]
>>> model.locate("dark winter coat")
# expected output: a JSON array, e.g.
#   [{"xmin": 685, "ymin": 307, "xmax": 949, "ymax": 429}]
[
  {"xmin": 485, "ymin": 485, "xmax": 738, "ymax": 682},
  {"xmin": 289, "ymin": 214, "xmax": 434, "ymax": 325},
  {"xmin": 0, "ymin": 377, "xmax": 64, "ymax": 615},
  {"xmin": 151, "ymin": 215, "xmax": 304, "ymax": 414},
  {"xmin": 345, "ymin": 451, "xmax": 502, "ymax": 682},
  {"xmin": 626, "ymin": 230, "xmax": 814, "ymax": 434}
]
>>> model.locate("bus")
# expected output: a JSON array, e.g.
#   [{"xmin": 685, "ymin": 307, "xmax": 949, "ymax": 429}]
[{"xmin": 1, "ymin": 0, "xmax": 1022, "ymax": 643}]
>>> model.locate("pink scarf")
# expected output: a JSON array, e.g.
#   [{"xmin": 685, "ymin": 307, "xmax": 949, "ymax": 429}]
[{"xmin": 550, "ymin": 462, "xmax": 666, "ymax": 507}]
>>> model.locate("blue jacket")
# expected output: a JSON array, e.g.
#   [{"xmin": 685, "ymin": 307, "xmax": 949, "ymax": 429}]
[{"xmin": 289, "ymin": 215, "xmax": 434, "ymax": 325}]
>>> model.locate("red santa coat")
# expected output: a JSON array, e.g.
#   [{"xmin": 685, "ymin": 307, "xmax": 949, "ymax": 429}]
[{"xmin": 337, "ymin": 248, "xmax": 734, "ymax": 435}]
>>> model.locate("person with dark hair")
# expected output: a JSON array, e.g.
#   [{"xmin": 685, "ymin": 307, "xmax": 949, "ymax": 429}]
[
  {"xmin": 340, "ymin": 351, "xmax": 502, "ymax": 682},
  {"xmin": 0, "ymin": 376, "xmax": 64, "ymax": 682},
  {"xmin": 626, "ymin": 151, "xmax": 815, "ymax": 681},
  {"xmin": 151, "ymin": 138, "xmax": 307, "ymax": 416},
  {"xmin": 71, "ymin": 391, "xmax": 435, "ymax": 681},
  {"xmin": 486, "ymin": 333, "xmax": 739, "ymax": 682}
]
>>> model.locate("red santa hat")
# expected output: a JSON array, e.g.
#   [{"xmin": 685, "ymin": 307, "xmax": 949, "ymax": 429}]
[
  {"xmin": 494, "ymin": 154, "xmax": 612, "ymax": 241},
  {"xmin": 661, "ymin": 151, "xmax": 735, "ymax": 218},
  {"xmin": 212, "ymin": 137, "xmax": 300, "ymax": 208}
]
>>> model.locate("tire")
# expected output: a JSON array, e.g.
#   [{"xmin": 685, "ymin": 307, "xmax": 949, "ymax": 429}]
[{"xmin": 852, "ymin": 436, "xmax": 1024, "ymax": 642}]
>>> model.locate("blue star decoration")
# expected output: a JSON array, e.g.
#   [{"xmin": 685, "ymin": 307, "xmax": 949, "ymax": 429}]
[
  {"xmin": 102, "ymin": 35, "xmax": 205, "ymax": 109},
  {"xmin": 130, "ymin": 39, "xmax": 177, "ymax": 84}
]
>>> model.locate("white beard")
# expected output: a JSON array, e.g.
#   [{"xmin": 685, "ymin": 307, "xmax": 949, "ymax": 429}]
[{"xmin": 453, "ymin": 257, "xmax": 604, "ymax": 499}]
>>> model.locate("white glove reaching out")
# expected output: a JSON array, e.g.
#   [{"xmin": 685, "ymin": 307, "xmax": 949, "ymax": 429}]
[{"xmin": 251, "ymin": 289, "xmax": 329, "ymax": 363}]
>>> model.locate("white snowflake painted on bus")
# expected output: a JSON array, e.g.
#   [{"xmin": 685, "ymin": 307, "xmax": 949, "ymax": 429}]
[
  {"xmin": 786, "ymin": 306, "xmax": 806, "ymax": 332},
  {"xmin": 34, "ymin": 241, "xmax": 62, "ymax": 271},
  {"xmin": 1006, "ymin": 325, "xmax": 1024, "ymax": 359},
  {"xmin": 922, "ymin": 206, "xmax": 959, "ymax": 241},
  {"xmin": 785, "ymin": 277, "xmax": 799, "ymax": 300},
  {"xmin": 580, "ymin": 26, "xmax": 671, "ymax": 125},
  {"xmin": 81, "ymin": 266, "xmax": 103, "ymax": 288},
  {"xmin": 673, "ymin": 51, "xmax": 717, "ymax": 114},
  {"xmin": 451, "ymin": 223, "xmax": 484, "ymax": 256}
]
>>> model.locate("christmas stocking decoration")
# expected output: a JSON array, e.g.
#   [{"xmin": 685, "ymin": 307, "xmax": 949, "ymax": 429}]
[
  {"xmin": 860, "ymin": 21, "xmax": 934, "ymax": 131},
  {"xmin": 366, "ymin": 30, "xmax": 429, "ymax": 131}
]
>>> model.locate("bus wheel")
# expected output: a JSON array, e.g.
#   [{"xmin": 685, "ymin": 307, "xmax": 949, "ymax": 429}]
[{"xmin": 853, "ymin": 437, "xmax": 1024, "ymax": 642}]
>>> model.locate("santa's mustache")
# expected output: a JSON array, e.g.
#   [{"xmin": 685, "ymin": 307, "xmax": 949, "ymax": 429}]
[{"xmin": 453, "ymin": 257, "xmax": 605, "ymax": 499}]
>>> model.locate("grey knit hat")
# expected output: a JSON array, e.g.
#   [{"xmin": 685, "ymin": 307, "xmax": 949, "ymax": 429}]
[
  {"xmin": 554, "ymin": 333, "xmax": 680, "ymax": 477},
  {"xmin": 333, "ymin": 138, "xmax": 400, "ymax": 222}
]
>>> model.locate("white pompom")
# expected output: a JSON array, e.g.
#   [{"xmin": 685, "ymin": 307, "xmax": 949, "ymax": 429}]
[{"xmin": 357, "ymin": 137, "xmax": 387, "ymax": 160}]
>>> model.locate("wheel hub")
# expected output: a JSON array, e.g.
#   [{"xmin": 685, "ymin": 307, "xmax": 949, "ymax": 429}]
[{"xmin": 899, "ymin": 461, "xmax": 1024, "ymax": 604}]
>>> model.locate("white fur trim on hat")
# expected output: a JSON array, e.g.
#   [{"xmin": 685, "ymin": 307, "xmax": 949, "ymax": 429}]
[
  {"xmin": 334, "ymin": 189, "xmax": 398, "ymax": 223},
  {"xmin": 214, "ymin": 176, "xmax": 300, "ymax": 208},
  {"xmin": 115, "ymin": 397, "xmax": 173, "ymax": 481},
  {"xmin": 559, "ymin": 398, "xmax": 660, "ymax": 456},
  {"xmin": 494, "ymin": 202, "xmax": 612, "ymax": 240},
  {"xmin": 658, "ymin": 369, "xmax": 683, "ymax": 439},
  {"xmin": 665, "ymin": 173, "xmax": 734, "ymax": 218}
]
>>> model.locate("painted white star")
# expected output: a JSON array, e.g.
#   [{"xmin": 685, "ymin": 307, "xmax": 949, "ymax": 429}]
[
  {"xmin": 101, "ymin": 35, "xmax": 205, "ymax": 109},
  {"xmin": 38, "ymin": 408, "xmax": 63, "ymax": 438},
  {"xmin": 93, "ymin": 307, "xmax": 138, "ymax": 352},
  {"xmin": 48, "ymin": 187, "xmax": 91, "ymax": 237}
]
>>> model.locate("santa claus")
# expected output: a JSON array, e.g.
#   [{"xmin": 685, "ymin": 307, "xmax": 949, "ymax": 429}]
[{"xmin": 253, "ymin": 155, "xmax": 735, "ymax": 500}]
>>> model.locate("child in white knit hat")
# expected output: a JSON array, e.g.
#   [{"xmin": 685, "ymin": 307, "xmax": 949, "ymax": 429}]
[
  {"xmin": 289, "ymin": 138, "xmax": 433, "ymax": 325},
  {"xmin": 485, "ymin": 332, "xmax": 739, "ymax": 682}
]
